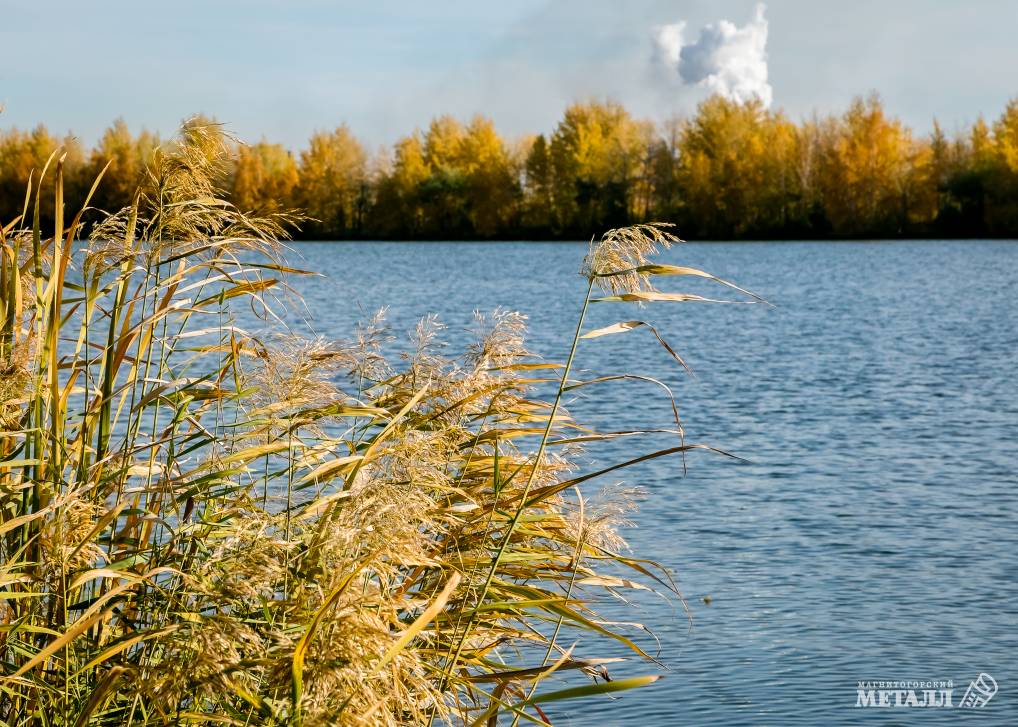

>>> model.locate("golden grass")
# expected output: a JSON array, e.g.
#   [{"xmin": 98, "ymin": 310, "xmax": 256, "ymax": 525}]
[{"xmin": 0, "ymin": 120, "xmax": 756, "ymax": 725}]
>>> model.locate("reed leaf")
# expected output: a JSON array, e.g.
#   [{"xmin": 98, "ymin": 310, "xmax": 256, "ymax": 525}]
[{"xmin": 0, "ymin": 130, "xmax": 753, "ymax": 726}]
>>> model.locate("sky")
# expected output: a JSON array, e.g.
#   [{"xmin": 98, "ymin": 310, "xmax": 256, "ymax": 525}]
[{"xmin": 2, "ymin": 0, "xmax": 1017, "ymax": 149}]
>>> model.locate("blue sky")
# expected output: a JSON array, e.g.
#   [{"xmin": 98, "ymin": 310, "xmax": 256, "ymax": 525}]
[{"xmin": 2, "ymin": 0, "xmax": 1017, "ymax": 148}]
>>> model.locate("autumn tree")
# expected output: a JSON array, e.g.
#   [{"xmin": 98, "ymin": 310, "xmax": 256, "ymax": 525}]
[
  {"xmin": 5, "ymin": 96, "xmax": 1018, "ymax": 239},
  {"xmin": 371, "ymin": 134, "xmax": 429, "ymax": 237},
  {"xmin": 546, "ymin": 101, "xmax": 652, "ymax": 234},
  {"xmin": 418, "ymin": 116, "xmax": 469, "ymax": 234},
  {"xmin": 816, "ymin": 95, "xmax": 914, "ymax": 235},
  {"xmin": 86, "ymin": 118, "xmax": 159, "ymax": 213},
  {"xmin": 232, "ymin": 140, "xmax": 299, "ymax": 213},
  {"xmin": 669, "ymin": 97, "xmax": 802, "ymax": 237},
  {"xmin": 0, "ymin": 124, "xmax": 85, "ymax": 228},
  {"xmin": 372, "ymin": 115, "xmax": 518, "ymax": 238},
  {"xmin": 985, "ymin": 100, "xmax": 1018, "ymax": 232},
  {"xmin": 297, "ymin": 125, "xmax": 368, "ymax": 237},
  {"xmin": 457, "ymin": 116, "xmax": 519, "ymax": 236}
]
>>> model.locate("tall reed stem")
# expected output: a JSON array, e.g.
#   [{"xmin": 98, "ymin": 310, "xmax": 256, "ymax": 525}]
[{"xmin": 437, "ymin": 278, "xmax": 594, "ymax": 703}]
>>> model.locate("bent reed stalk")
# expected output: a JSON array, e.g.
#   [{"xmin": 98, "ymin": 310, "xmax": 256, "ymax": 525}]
[{"xmin": 0, "ymin": 120, "xmax": 757, "ymax": 726}]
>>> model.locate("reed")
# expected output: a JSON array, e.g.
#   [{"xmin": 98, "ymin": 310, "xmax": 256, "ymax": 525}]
[{"xmin": 0, "ymin": 121, "xmax": 756, "ymax": 725}]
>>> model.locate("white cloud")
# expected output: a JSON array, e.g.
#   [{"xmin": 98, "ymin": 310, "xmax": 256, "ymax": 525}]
[
  {"xmin": 653, "ymin": 3, "xmax": 772, "ymax": 107},
  {"xmin": 652, "ymin": 20, "xmax": 685, "ymax": 73}
]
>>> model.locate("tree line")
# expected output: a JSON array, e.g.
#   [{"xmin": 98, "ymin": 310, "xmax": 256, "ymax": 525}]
[{"xmin": 3, "ymin": 94, "xmax": 1018, "ymax": 239}]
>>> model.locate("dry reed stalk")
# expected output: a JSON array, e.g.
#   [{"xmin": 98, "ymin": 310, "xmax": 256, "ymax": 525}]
[{"xmin": 0, "ymin": 123, "xmax": 757, "ymax": 726}]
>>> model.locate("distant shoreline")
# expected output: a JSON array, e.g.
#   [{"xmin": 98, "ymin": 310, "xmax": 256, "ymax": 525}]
[{"xmin": 9, "ymin": 97, "xmax": 1018, "ymax": 244}]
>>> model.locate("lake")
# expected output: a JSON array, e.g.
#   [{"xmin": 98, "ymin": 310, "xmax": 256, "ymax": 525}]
[{"xmin": 279, "ymin": 239, "xmax": 1017, "ymax": 725}]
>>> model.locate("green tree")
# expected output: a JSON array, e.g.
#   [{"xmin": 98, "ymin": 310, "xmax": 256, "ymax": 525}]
[
  {"xmin": 644, "ymin": 117, "xmax": 683, "ymax": 223},
  {"xmin": 522, "ymin": 134, "xmax": 553, "ymax": 231}
]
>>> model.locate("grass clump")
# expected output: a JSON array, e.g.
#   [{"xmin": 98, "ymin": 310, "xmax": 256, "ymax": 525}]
[{"xmin": 0, "ymin": 120, "xmax": 755, "ymax": 725}]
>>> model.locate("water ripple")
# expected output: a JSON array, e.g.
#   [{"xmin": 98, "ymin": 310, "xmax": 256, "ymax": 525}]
[{"xmin": 277, "ymin": 239, "xmax": 1017, "ymax": 725}]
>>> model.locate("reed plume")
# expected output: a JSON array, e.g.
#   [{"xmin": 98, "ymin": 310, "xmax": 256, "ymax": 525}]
[{"xmin": 0, "ymin": 122, "xmax": 757, "ymax": 725}]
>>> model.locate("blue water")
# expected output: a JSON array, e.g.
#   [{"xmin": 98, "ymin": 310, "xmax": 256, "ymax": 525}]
[{"xmin": 280, "ymin": 239, "xmax": 1018, "ymax": 725}]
